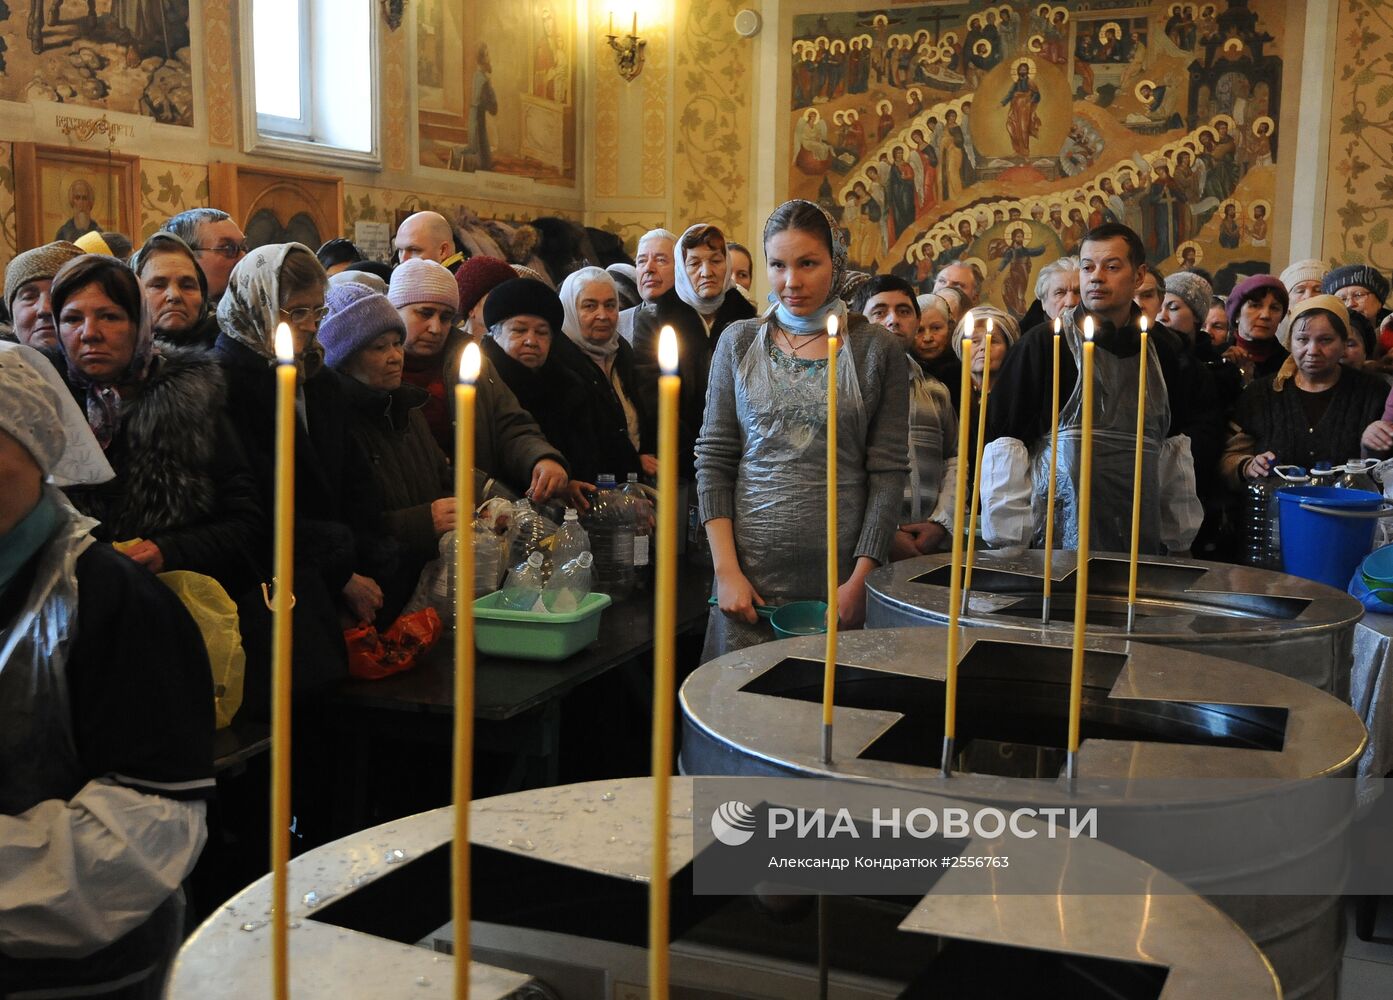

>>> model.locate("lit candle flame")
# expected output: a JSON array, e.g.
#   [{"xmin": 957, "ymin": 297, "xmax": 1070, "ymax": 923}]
[
  {"xmin": 460, "ymin": 342, "xmax": 481, "ymax": 384},
  {"xmin": 985, "ymin": 315, "xmax": 994, "ymax": 334},
  {"xmin": 963, "ymin": 308, "xmax": 974, "ymax": 334},
  {"xmin": 274, "ymin": 322, "xmax": 294, "ymax": 364},
  {"xmin": 1053, "ymin": 315, "xmax": 1062, "ymax": 335},
  {"xmin": 658, "ymin": 325, "xmax": 679, "ymax": 375},
  {"xmin": 1139, "ymin": 314, "xmax": 1149, "ymax": 333},
  {"xmin": 1083, "ymin": 314, "xmax": 1095, "ymax": 342},
  {"xmin": 827, "ymin": 313, "xmax": 839, "ymax": 339}
]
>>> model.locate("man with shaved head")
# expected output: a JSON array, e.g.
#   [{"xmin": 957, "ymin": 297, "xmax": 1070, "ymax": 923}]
[{"xmin": 394, "ymin": 211, "xmax": 464, "ymax": 271}]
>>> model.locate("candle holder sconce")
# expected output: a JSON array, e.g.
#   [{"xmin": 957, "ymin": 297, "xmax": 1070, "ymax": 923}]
[{"xmin": 606, "ymin": 27, "xmax": 647, "ymax": 82}]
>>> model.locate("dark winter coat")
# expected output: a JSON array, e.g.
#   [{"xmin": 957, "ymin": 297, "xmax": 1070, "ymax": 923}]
[
  {"xmin": 551, "ymin": 333, "xmax": 645, "ymax": 481},
  {"xmin": 339, "ymin": 377, "xmax": 452, "ymax": 625},
  {"xmin": 57, "ymin": 346, "xmax": 265, "ymax": 594},
  {"xmin": 632, "ymin": 287, "xmax": 756, "ymax": 477}
]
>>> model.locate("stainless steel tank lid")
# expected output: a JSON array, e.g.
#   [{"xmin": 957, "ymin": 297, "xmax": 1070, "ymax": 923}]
[
  {"xmin": 168, "ymin": 778, "xmax": 1280, "ymax": 1000},
  {"xmin": 865, "ymin": 551, "xmax": 1363, "ymax": 643},
  {"xmin": 680, "ymin": 627, "xmax": 1367, "ymax": 795}
]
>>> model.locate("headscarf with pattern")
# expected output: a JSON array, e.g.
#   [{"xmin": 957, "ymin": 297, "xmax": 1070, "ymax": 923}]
[
  {"xmin": 762, "ymin": 199, "xmax": 850, "ymax": 334},
  {"xmin": 216, "ymin": 242, "xmax": 325, "ymax": 380}
]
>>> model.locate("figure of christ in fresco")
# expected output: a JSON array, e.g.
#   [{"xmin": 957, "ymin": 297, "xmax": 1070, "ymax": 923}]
[
  {"xmin": 795, "ymin": 109, "xmax": 833, "ymax": 175},
  {"xmin": 888, "ymin": 147, "xmax": 918, "ymax": 246},
  {"xmin": 1144, "ymin": 163, "xmax": 1187, "ymax": 261},
  {"xmin": 994, "ymin": 226, "xmax": 1047, "ymax": 316},
  {"xmin": 1001, "ymin": 60, "xmax": 1043, "ymax": 159},
  {"xmin": 1218, "ymin": 202, "xmax": 1242, "ymax": 248}
]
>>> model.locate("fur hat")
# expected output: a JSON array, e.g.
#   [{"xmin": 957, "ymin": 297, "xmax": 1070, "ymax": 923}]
[
  {"xmin": 4, "ymin": 241, "xmax": 83, "ymax": 313},
  {"xmin": 482, "ymin": 278, "xmax": 564, "ymax": 334},
  {"xmin": 387, "ymin": 258, "xmax": 459, "ymax": 311},
  {"xmin": 1164, "ymin": 271, "xmax": 1213, "ymax": 329},
  {"xmin": 1322, "ymin": 263, "xmax": 1390, "ymax": 306},
  {"xmin": 320, "ymin": 282, "xmax": 406, "ymax": 370}
]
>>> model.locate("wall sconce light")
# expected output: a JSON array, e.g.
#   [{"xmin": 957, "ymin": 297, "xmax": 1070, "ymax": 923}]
[
  {"xmin": 606, "ymin": 8, "xmax": 646, "ymax": 82},
  {"xmin": 380, "ymin": 0, "xmax": 404, "ymax": 31}
]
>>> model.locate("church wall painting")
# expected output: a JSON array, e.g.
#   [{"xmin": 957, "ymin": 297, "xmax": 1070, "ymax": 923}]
[
  {"xmin": 416, "ymin": 0, "xmax": 576, "ymax": 188},
  {"xmin": 789, "ymin": 1, "xmax": 1287, "ymax": 316}
]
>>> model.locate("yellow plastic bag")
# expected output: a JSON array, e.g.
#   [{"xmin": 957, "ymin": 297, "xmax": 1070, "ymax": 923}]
[{"xmin": 157, "ymin": 570, "xmax": 246, "ymax": 729}]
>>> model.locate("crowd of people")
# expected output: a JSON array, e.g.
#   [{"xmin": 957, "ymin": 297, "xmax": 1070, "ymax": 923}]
[{"xmin": 5, "ymin": 195, "xmax": 1393, "ymax": 994}]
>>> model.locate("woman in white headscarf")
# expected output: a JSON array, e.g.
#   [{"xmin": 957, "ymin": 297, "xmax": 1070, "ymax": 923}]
[
  {"xmin": 632, "ymin": 223, "xmax": 757, "ymax": 480},
  {"xmin": 0, "ymin": 344, "xmax": 215, "ymax": 998},
  {"xmin": 554, "ymin": 265, "xmax": 651, "ymax": 481}
]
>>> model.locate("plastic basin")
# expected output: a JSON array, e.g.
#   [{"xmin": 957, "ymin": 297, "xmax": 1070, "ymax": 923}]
[{"xmin": 472, "ymin": 591, "xmax": 613, "ymax": 661}]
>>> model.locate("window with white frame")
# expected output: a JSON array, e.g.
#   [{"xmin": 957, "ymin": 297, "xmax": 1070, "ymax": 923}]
[{"xmin": 244, "ymin": 0, "xmax": 379, "ymax": 167}]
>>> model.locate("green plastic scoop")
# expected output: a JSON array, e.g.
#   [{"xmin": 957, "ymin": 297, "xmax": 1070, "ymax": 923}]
[{"xmin": 708, "ymin": 597, "xmax": 829, "ymax": 637}]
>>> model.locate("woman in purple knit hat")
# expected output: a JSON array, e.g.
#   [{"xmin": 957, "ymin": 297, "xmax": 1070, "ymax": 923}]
[{"xmin": 1223, "ymin": 273, "xmax": 1289, "ymax": 386}]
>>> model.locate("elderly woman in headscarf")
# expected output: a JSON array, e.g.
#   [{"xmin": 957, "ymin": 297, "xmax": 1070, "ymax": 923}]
[
  {"xmin": 695, "ymin": 199, "xmax": 909, "ymax": 659},
  {"xmin": 44, "ymin": 254, "xmax": 263, "ymax": 595},
  {"xmin": 131, "ymin": 231, "xmax": 215, "ymax": 348},
  {"xmin": 214, "ymin": 242, "xmax": 387, "ymax": 646},
  {"xmin": 552, "ymin": 266, "xmax": 650, "ymax": 483},
  {"xmin": 632, "ymin": 224, "xmax": 757, "ymax": 480},
  {"xmin": 0, "ymin": 343, "xmax": 214, "ymax": 998},
  {"xmin": 952, "ymin": 304, "xmax": 1021, "ymax": 490}
]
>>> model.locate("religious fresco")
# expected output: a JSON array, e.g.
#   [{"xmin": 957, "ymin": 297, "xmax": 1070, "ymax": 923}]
[
  {"xmin": 788, "ymin": 1, "xmax": 1287, "ymax": 313},
  {"xmin": 0, "ymin": 0, "xmax": 194, "ymax": 125},
  {"xmin": 416, "ymin": 0, "xmax": 576, "ymax": 187}
]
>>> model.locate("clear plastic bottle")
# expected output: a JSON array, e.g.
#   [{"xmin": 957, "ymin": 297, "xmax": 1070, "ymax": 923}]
[
  {"xmin": 622, "ymin": 473, "xmax": 654, "ymax": 589},
  {"xmin": 552, "ymin": 508, "xmax": 591, "ymax": 567},
  {"xmin": 542, "ymin": 551, "xmax": 594, "ymax": 613},
  {"xmin": 431, "ymin": 530, "xmax": 458, "ymax": 628},
  {"xmin": 474, "ymin": 524, "xmax": 505, "ymax": 596},
  {"xmin": 581, "ymin": 474, "xmax": 635, "ymax": 599},
  {"xmin": 499, "ymin": 551, "xmax": 547, "ymax": 611},
  {"xmin": 1340, "ymin": 458, "xmax": 1379, "ymax": 494},
  {"xmin": 507, "ymin": 499, "xmax": 550, "ymax": 573}
]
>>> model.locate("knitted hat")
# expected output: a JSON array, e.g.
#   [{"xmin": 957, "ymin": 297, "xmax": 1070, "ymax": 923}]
[
  {"xmin": 329, "ymin": 268, "xmax": 387, "ymax": 295},
  {"xmin": 1164, "ymin": 271, "xmax": 1213, "ymax": 328},
  {"xmin": 387, "ymin": 258, "xmax": 459, "ymax": 311},
  {"xmin": 319, "ymin": 281, "xmax": 407, "ymax": 370},
  {"xmin": 454, "ymin": 255, "xmax": 517, "ymax": 317},
  {"xmin": 4, "ymin": 241, "xmax": 83, "ymax": 312},
  {"xmin": 1226, "ymin": 274, "xmax": 1289, "ymax": 326},
  {"xmin": 1288, "ymin": 293, "xmax": 1351, "ymax": 341},
  {"xmin": 1322, "ymin": 263, "xmax": 1390, "ymax": 305},
  {"xmin": 1280, "ymin": 258, "xmax": 1325, "ymax": 292},
  {"xmin": 74, "ymin": 231, "xmax": 114, "ymax": 256},
  {"xmin": 482, "ymin": 278, "xmax": 564, "ymax": 334}
]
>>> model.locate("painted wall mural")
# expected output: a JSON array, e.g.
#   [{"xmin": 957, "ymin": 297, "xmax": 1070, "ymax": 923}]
[
  {"xmin": 789, "ymin": 1, "xmax": 1287, "ymax": 312},
  {"xmin": 1323, "ymin": 0, "xmax": 1393, "ymax": 271},
  {"xmin": 416, "ymin": 0, "xmax": 576, "ymax": 187},
  {"xmin": 0, "ymin": 0, "xmax": 194, "ymax": 125}
]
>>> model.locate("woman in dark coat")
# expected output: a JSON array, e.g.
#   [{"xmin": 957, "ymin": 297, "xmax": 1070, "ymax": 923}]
[
  {"xmin": 47, "ymin": 253, "xmax": 263, "ymax": 596},
  {"xmin": 319, "ymin": 280, "xmax": 453, "ymax": 626},
  {"xmin": 632, "ymin": 223, "xmax": 756, "ymax": 478}
]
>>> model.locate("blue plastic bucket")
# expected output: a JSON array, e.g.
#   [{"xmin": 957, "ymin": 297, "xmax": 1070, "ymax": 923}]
[{"xmin": 1277, "ymin": 486, "xmax": 1393, "ymax": 588}]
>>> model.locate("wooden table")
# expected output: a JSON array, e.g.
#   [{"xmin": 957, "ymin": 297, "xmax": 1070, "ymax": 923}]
[{"xmin": 326, "ymin": 563, "xmax": 714, "ymax": 829}]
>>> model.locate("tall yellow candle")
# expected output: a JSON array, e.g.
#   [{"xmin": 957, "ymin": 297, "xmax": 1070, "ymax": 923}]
[
  {"xmin": 1042, "ymin": 315, "xmax": 1062, "ymax": 624},
  {"xmin": 821, "ymin": 313, "xmax": 839, "ymax": 764},
  {"xmin": 650, "ymin": 326, "xmax": 680, "ymax": 1000},
  {"xmin": 270, "ymin": 323, "xmax": 296, "ymax": 1000},
  {"xmin": 452, "ymin": 342, "xmax": 481, "ymax": 1000},
  {"xmin": 1126, "ymin": 316, "xmax": 1148, "ymax": 633},
  {"xmin": 960, "ymin": 318, "xmax": 993, "ymax": 612},
  {"xmin": 942, "ymin": 311, "xmax": 975, "ymax": 777},
  {"xmin": 1067, "ymin": 316, "xmax": 1096, "ymax": 782}
]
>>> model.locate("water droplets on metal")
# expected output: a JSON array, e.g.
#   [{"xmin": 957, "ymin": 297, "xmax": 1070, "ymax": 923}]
[
  {"xmin": 302, "ymin": 890, "xmax": 322, "ymax": 908},
  {"xmin": 507, "ymin": 838, "xmax": 537, "ymax": 852},
  {"xmin": 384, "ymin": 849, "xmax": 408, "ymax": 864}
]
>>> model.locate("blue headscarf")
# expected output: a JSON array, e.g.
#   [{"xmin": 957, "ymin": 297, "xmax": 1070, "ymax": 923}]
[{"xmin": 763, "ymin": 199, "xmax": 850, "ymax": 334}]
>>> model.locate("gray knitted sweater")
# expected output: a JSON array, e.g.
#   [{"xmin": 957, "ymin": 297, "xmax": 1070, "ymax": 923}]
[{"xmin": 695, "ymin": 313, "xmax": 910, "ymax": 566}]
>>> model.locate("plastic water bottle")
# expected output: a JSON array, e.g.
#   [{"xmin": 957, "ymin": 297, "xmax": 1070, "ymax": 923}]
[
  {"xmin": 474, "ymin": 524, "xmax": 505, "ymax": 596},
  {"xmin": 582, "ymin": 474, "xmax": 635, "ymax": 599},
  {"xmin": 543, "ymin": 551, "xmax": 594, "ymax": 613},
  {"xmin": 507, "ymin": 499, "xmax": 550, "ymax": 575},
  {"xmin": 431, "ymin": 530, "xmax": 458, "ymax": 628},
  {"xmin": 622, "ymin": 473, "xmax": 653, "ymax": 589},
  {"xmin": 1340, "ymin": 459, "xmax": 1379, "ymax": 493},
  {"xmin": 499, "ymin": 551, "xmax": 547, "ymax": 611},
  {"xmin": 552, "ymin": 508, "xmax": 591, "ymax": 567}
]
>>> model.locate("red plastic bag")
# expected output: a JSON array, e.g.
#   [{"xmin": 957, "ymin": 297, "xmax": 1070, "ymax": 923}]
[{"xmin": 345, "ymin": 607, "xmax": 443, "ymax": 680}]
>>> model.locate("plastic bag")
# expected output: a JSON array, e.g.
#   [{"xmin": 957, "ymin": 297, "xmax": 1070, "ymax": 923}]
[
  {"xmin": 157, "ymin": 570, "xmax": 246, "ymax": 729},
  {"xmin": 345, "ymin": 607, "xmax": 443, "ymax": 680},
  {"xmin": 1372, "ymin": 460, "xmax": 1393, "ymax": 550}
]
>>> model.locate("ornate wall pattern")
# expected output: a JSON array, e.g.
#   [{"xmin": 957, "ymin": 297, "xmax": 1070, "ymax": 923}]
[
  {"xmin": 138, "ymin": 159, "xmax": 210, "ymax": 239},
  {"xmin": 204, "ymin": 0, "xmax": 235, "ymax": 147},
  {"xmin": 642, "ymin": 19, "xmax": 670, "ymax": 199},
  {"xmin": 790, "ymin": 1, "xmax": 1287, "ymax": 312},
  {"xmin": 383, "ymin": 11, "xmax": 409, "ymax": 173},
  {"xmin": 592, "ymin": 6, "xmax": 621, "ymax": 198},
  {"xmin": 1323, "ymin": 0, "xmax": 1393, "ymax": 270},
  {"xmin": 673, "ymin": 0, "xmax": 753, "ymax": 237},
  {"xmin": 0, "ymin": 142, "xmax": 17, "ymax": 271}
]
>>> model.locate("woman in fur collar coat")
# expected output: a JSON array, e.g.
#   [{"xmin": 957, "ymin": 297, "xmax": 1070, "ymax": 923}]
[{"xmin": 47, "ymin": 254, "xmax": 264, "ymax": 596}]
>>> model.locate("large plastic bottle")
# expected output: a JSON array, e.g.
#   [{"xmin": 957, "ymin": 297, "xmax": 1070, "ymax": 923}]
[
  {"xmin": 622, "ymin": 473, "xmax": 654, "ymax": 589},
  {"xmin": 499, "ymin": 551, "xmax": 547, "ymax": 611},
  {"xmin": 542, "ymin": 551, "xmax": 594, "ymax": 613},
  {"xmin": 431, "ymin": 530, "xmax": 458, "ymax": 628},
  {"xmin": 582, "ymin": 474, "xmax": 635, "ymax": 599},
  {"xmin": 552, "ymin": 508, "xmax": 591, "ymax": 567},
  {"xmin": 507, "ymin": 499, "xmax": 550, "ymax": 574}
]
